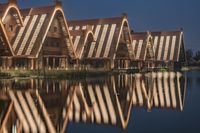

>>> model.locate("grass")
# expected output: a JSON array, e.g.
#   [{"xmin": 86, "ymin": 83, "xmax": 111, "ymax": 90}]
[
  {"xmin": 159, "ymin": 67, "xmax": 169, "ymax": 72},
  {"xmin": 0, "ymin": 71, "xmax": 11, "ymax": 79},
  {"xmin": 0, "ymin": 66, "xmax": 187, "ymax": 79},
  {"xmin": 0, "ymin": 68, "xmax": 113, "ymax": 79}
]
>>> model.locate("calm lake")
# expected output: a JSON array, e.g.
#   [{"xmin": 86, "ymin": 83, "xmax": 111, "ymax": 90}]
[{"xmin": 0, "ymin": 70, "xmax": 200, "ymax": 133}]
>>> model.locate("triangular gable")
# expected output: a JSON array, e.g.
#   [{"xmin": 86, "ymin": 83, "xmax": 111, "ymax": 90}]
[
  {"xmin": 0, "ymin": 20, "xmax": 14, "ymax": 56},
  {"xmin": 69, "ymin": 27, "xmax": 95, "ymax": 59},
  {"xmin": 68, "ymin": 14, "xmax": 134, "ymax": 60},
  {"xmin": 145, "ymin": 33, "xmax": 155, "ymax": 60},
  {"xmin": 131, "ymin": 32, "xmax": 155, "ymax": 61},
  {"xmin": 151, "ymin": 30, "xmax": 185, "ymax": 62},
  {"xmin": 114, "ymin": 15, "xmax": 135, "ymax": 60},
  {"xmin": 12, "ymin": 3, "xmax": 76, "ymax": 59},
  {"xmin": 0, "ymin": 2, "xmax": 23, "ymax": 26}
]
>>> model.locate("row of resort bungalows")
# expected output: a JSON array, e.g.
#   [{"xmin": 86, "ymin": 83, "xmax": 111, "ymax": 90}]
[{"xmin": 0, "ymin": 1, "xmax": 187, "ymax": 71}]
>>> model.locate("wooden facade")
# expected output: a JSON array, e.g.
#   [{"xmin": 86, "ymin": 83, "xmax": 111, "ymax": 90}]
[
  {"xmin": 150, "ymin": 31, "xmax": 186, "ymax": 70},
  {"xmin": 0, "ymin": 1, "xmax": 186, "ymax": 70},
  {"xmin": 131, "ymin": 31, "xmax": 187, "ymax": 70},
  {"xmin": 131, "ymin": 32, "xmax": 155, "ymax": 70},
  {"xmin": 68, "ymin": 14, "xmax": 135, "ymax": 69},
  {"xmin": 0, "ymin": 1, "xmax": 76, "ymax": 70},
  {"xmin": 69, "ymin": 26, "xmax": 95, "ymax": 68}
]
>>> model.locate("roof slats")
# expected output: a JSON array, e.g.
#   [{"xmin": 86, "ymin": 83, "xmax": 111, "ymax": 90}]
[
  {"xmin": 132, "ymin": 31, "xmax": 184, "ymax": 62},
  {"xmin": 25, "ymin": 14, "xmax": 47, "ymax": 55}
]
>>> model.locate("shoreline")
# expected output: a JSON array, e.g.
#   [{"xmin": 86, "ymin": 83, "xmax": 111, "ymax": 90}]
[
  {"xmin": 0, "ymin": 66, "xmax": 199, "ymax": 79},
  {"xmin": 0, "ymin": 69, "xmax": 114, "ymax": 80},
  {"xmin": 181, "ymin": 66, "xmax": 200, "ymax": 71}
]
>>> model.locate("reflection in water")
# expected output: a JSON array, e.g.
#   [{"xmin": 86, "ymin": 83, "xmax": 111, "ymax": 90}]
[
  {"xmin": 0, "ymin": 72, "xmax": 186, "ymax": 133},
  {"xmin": 196, "ymin": 77, "xmax": 200, "ymax": 87}
]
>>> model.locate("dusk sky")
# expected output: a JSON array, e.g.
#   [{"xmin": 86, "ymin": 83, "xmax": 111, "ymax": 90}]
[{"xmin": 2, "ymin": 0, "xmax": 200, "ymax": 51}]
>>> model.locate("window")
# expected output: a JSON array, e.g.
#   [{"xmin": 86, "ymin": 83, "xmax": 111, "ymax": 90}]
[{"xmin": 9, "ymin": 25, "xmax": 13, "ymax": 32}]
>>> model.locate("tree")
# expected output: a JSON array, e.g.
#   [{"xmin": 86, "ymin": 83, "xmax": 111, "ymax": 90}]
[
  {"xmin": 186, "ymin": 49, "xmax": 193, "ymax": 63},
  {"xmin": 194, "ymin": 50, "xmax": 200, "ymax": 61}
]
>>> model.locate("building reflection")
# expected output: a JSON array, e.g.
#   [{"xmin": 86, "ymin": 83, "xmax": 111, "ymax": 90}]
[
  {"xmin": 132, "ymin": 72, "xmax": 186, "ymax": 111},
  {"xmin": 0, "ymin": 72, "xmax": 186, "ymax": 133}
]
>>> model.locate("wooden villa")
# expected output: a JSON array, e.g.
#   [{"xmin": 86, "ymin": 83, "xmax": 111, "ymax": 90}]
[
  {"xmin": 0, "ymin": 0, "xmax": 76, "ymax": 70},
  {"xmin": 0, "ymin": 0, "xmax": 187, "ymax": 71},
  {"xmin": 68, "ymin": 25, "xmax": 95, "ymax": 67},
  {"xmin": 0, "ymin": 1, "xmax": 21, "ymax": 69},
  {"xmin": 150, "ymin": 30, "xmax": 187, "ymax": 70},
  {"xmin": 68, "ymin": 14, "xmax": 135, "ymax": 69},
  {"xmin": 131, "ymin": 32, "xmax": 155, "ymax": 70},
  {"xmin": 131, "ymin": 30, "xmax": 187, "ymax": 70}
]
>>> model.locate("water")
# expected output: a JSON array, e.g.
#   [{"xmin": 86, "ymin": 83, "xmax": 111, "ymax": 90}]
[{"xmin": 0, "ymin": 71, "xmax": 200, "ymax": 133}]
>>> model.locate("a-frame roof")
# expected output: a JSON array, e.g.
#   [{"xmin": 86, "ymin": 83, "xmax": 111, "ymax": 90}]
[
  {"xmin": 131, "ymin": 30, "xmax": 186, "ymax": 62},
  {"xmin": 150, "ymin": 30, "xmax": 185, "ymax": 62},
  {"xmin": 131, "ymin": 32, "xmax": 155, "ymax": 61},
  {"xmin": 11, "ymin": 3, "xmax": 76, "ymax": 58},
  {"xmin": 68, "ymin": 14, "xmax": 134, "ymax": 60},
  {"xmin": 0, "ymin": 2, "xmax": 23, "ymax": 26},
  {"xmin": 69, "ymin": 27, "xmax": 95, "ymax": 59},
  {"xmin": 0, "ymin": 1, "xmax": 24, "ymax": 57}
]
